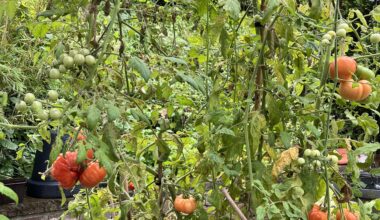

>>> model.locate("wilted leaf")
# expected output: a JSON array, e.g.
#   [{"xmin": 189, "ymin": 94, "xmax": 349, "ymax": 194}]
[{"xmin": 272, "ymin": 146, "xmax": 299, "ymax": 179}]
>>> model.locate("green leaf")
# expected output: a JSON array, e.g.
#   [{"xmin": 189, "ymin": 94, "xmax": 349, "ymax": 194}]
[
  {"xmin": 101, "ymin": 122, "xmax": 121, "ymax": 161},
  {"xmin": 280, "ymin": 131, "xmax": 292, "ymax": 148},
  {"xmin": 215, "ymin": 127, "xmax": 235, "ymax": 136},
  {"xmin": 94, "ymin": 149, "xmax": 113, "ymax": 174},
  {"xmin": 129, "ymin": 57, "xmax": 151, "ymax": 82},
  {"xmin": 354, "ymin": 143, "xmax": 380, "ymax": 155},
  {"xmin": 219, "ymin": 0, "xmax": 240, "ymax": 20},
  {"xmin": 208, "ymin": 189, "xmax": 223, "ymax": 210},
  {"xmin": 106, "ymin": 104, "xmax": 120, "ymax": 122},
  {"xmin": 87, "ymin": 105, "xmax": 101, "ymax": 131},
  {"xmin": 305, "ymin": 122, "xmax": 321, "ymax": 137},
  {"xmin": 352, "ymin": 9, "xmax": 368, "ymax": 27},
  {"xmin": 0, "ymin": 182, "xmax": 18, "ymax": 204},
  {"xmin": 49, "ymin": 137, "xmax": 62, "ymax": 163},
  {"xmin": 357, "ymin": 113, "xmax": 379, "ymax": 140},
  {"xmin": 175, "ymin": 72, "xmax": 206, "ymax": 95},
  {"xmin": 163, "ymin": 57, "xmax": 187, "ymax": 65},
  {"xmin": 256, "ymin": 206, "xmax": 266, "ymax": 220},
  {"xmin": 155, "ymin": 138, "xmax": 170, "ymax": 162},
  {"xmin": 374, "ymin": 199, "xmax": 380, "ymax": 210},
  {"xmin": 0, "ymin": 214, "xmax": 9, "ymax": 220},
  {"xmin": 38, "ymin": 124, "xmax": 51, "ymax": 143},
  {"xmin": 77, "ymin": 145, "xmax": 87, "ymax": 163},
  {"xmin": 130, "ymin": 109, "xmax": 151, "ymax": 125},
  {"xmin": 0, "ymin": 140, "xmax": 18, "ymax": 150}
]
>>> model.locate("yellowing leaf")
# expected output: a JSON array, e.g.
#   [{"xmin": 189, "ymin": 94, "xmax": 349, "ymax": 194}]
[{"xmin": 272, "ymin": 146, "xmax": 299, "ymax": 179}]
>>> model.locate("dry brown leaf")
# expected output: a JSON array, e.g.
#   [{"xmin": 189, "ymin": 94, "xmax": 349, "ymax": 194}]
[{"xmin": 271, "ymin": 146, "xmax": 299, "ymax": 179}]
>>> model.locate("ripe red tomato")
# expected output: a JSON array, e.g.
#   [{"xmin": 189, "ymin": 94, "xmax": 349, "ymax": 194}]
[
  {"xmin": 79, "ymin": 162, "xmax": 106, "ymax": 188},
  {"xmin": 51, "ymin": 154, "xmax": 79, "ymax": 189},
  {"xmin": 128, "ymin": 182, "xmax": 135, "ymax": 191},
  {"xmin": 64, "ymin": 151, "xmax": 81, "ymax": 172},
  {"xmin": 308, "ymin": 204, "xmax": 327, "ymax": 220},
  {"xmin": 336, "ymin": 208, "xmax": 358, "ymax": 220},
  {"xmin": 174, "ymin": 194, "xmax": 197, "ymax": 214}
]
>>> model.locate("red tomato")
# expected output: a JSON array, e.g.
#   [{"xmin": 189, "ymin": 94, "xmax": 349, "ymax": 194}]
[
  {"xmin": 79, "ymin": 162, "xmax": 106, "ymax": 188},
  {"xmin": 64, "ymin": 151, "xmax": 81, "ymax": 172},
  {"xmin": 128, "ymin": 182, "xmax": 135, "ymax": 191},
  {"xmin": 329, "ymin": 56, "xmax": 356, "ymax": 81},
  {"xmin": 336, "ymin": 208, "xmax": 358, "ymax": 220},
  {"xmin": 308, "ymin": 204, "xmax": 327, "ymax": 220},
  {"xmin": 51, "ymin": 154, "xmax": 79, "ymax": 189},
  {"xmin": 86, "ymin": 149, "xmax": 94, "ymax": 161}
]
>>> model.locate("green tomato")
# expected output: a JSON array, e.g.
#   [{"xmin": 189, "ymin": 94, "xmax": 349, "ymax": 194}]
[
  {"xmin": 370, "ymin": 33, "xmax": 380, "ymax": 44},
  {"xmin": 356, "ymin": 65, "xmax": 375, "ymax": 80},
  {"xmin": 63, "ymin": 56, "xmax": 74, "ymax": 68},
  {"xmin": 31, "ymin": 101, "xmax": 43, "ymax": 113},
  {"xmin": 327, "ymin": 31, "xmax": 336, "ymax": 38},
  {"xmin": 336, "ymin": 29, "xmax": 347, "ymax": 37},
  {"xmin": 58, "ymin": 65, "xmax": 66, "ymax": 73},
  {"xmin": 69, "ymin": 49, "xmax": 78, "ymax": 57},
  {"xmin": 313, "ymin": 160, "xmax": 322, "ymax": 168},
  {"xmin": 37, "ymin": 110, "xmax": 49, "ymax": 120},
  {"xmin": 85, "ymin": 55, "xmax": 96, "ymax": 66},
  {"xmin": 52, "ymin": 59, "xmax": 59, "ymax": 66},
  {"xmin": 330, "ymin": 155, "xmax": 339, "ymax": 164},
  {"xmin": 337, "ymin": 23, "xmax": 349, "ymax": 31},
  {"xmin": 74, "ymin": 54, "xmax": 85, "ymax": 65},
  {"xmin": 80, "ymin": 48, "xmax": 90, "ymax": 55},
  {"xmin": 304, "ymin": 149, "xmax": 312, "ymax": 157},
  {"xmin": 24, "ymin": 93, "xmax": 36, "ymax": 105},
  {"xmin": 312, "ymin": 149, "xmax": 321, "ymax": 157},
  {"xmin": 49, "ymin": 108, "xmax": 62, "ymax": 120},
  {"xmin": 321, "ymin": 39, "xmax": 330, "ymax": 46},
  {"xmin": 58, "ymin": 53, "xmax": 68, "ymax": 64},
  {"xmin": 297, "ymin": 157, "xmax": 305, "ymax": 165},
  {"xmin": 47, "ymin": 90, "xmax": 59, "ymax": 102},
  {"xmin": 322, "ymin": 34, "xmax": 332, "ymax": 41},
  {"xmin": 15, "ymin": 101, "xmax": 27, "ymax": 112},
  {"xmin": 49, "ymin": 68, "xmax": 61, "ymax": 79}
]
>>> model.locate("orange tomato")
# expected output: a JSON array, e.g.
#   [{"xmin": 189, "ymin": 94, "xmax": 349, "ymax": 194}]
[
  {"xmin": 336, "ymin": 208, "xmax": 359, "ymax": 220},
  {"xmin": 308, "ymin": 204, "xmax": 327, "ymax": 220},
  {"xmin": 79, "ymin": 162, "xmax": 106, "ymax": 188},
  {"xmin": 174, "ymin": 194, "xmax": 197, "ymax": 214},
  {"xmin": 336, "ymin": 148, "xmax": 348, "ymax": 165},
  {"xmin": 329, "ymin": 56, "xmax": 357, "ymax": 81},
  {"xmin": 339, "ymin": 80, "xmax": 372, "ymax": 101}
]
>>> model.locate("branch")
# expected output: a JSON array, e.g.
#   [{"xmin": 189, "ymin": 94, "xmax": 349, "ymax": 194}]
[
  {"xmin": 0, "ymin": 122, "xmax": 40, "ymax": 130},
  {"xmin": 221, "ymin": 188, "xmax": 248, "ymax": 220}
]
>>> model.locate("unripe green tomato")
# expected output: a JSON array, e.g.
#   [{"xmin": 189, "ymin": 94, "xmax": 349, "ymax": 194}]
[
  {"xmin": 58, "ymin": 53, "xmax": 68, "ymax": 64},
  {"xmin": 313, "ymin": 160, "xmax": 321, "ymax": 168},
  {"xmin": 254, "ymin": 14, "xmax": 262, "ymax": 21},
  {"xmin": 330, "ymin": 155, "xmax": 339, "ymax": 164},
  {"xmin": 356, "ymin": 65, "xmax": 375, "ymax": 80},
  {"xmin": 304, "ymin": 149, "xmax": 312, "ymax": 157},
  {"xmin": 297, "ymin": 157, "xmax": 305, "ymax": 165},
  {"xmin": 15, "ymin": 101, "xmax": 27, "ymax": 112},
  {"xmin": 322, "ymin": 34, "xmax": 332, "ymax": 41},
  {"xmin": 80, "ymin": 48, "xmax": 90, "ymax": 55},
  {"xmin": 336, "ymin": 29, "xmax": 347, "ymax": 37},
  {"xmin": 58, "ymin": 65, "xmax": 66, "ymax": 73},
  {"xmin": 47, "ymin": 90, "xmax": 59, "ymax": 102},
  {"xmin": 24, "ymin": 93, "xmax": 36, "ymax": 105},
  {"xmin": 31, "ymin": 101, "xmax": 43, "ymax": 113},
  {"xmin": 321, "ymin": 39, "xmax": 330, "ymax": 46},
  {"xmin": 37, "ymin": 110, "xmax": 49, "ymax": 120},
  {"xmin": 312, "ymin": 149, "xmax": 321, "ymax": 157},
  {"xmin": 327, "ymin": 31, "xmax": 336, "ymax": 38},
  {"xmin": 52, "ymin": 59, "xmax": 59, "ymax": 66},
  {"xmin": 337, "ymin": 23, "xmax": 349, "ymax": 31},
  {"xmin": 69, "ymin": 49, "xmax": 78, "ymax": 57},
  {"xmin": 49, "ymin": 108, "xmax": 62, "ymax": 120},
  {"xmin": 370, "ymin": 33, "xmax": 380, "ymax": 44},
  {"xmin": 85, "ymin": 55, "xmax": 96, "ymax": 66},
  {"xmin": 49, "ymin": 68, "xmax": 61, "ymax": 79},
  {"xmin": 74, "ymin": 54, "xmax": 85, "ymax": 65},
  {"xmin": 63, "ymin": 56, "xmax": 74, "ymax": 68}
]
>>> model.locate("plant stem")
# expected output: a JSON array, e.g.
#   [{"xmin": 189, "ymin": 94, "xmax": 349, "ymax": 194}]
[
  {"xmin": 354, "ymin": 53, "xmax": 380, "ymax": 59},
  {"xmin": 0, "ymin": 122, "xmax": 40, "ymax": 129},
  {"xmin": 221, "ymin": 188, "xmax": 248, "ymax": 220},
  {"xmin": 86, "ymin": 188, "xmax": 94, "ymax": 220}
]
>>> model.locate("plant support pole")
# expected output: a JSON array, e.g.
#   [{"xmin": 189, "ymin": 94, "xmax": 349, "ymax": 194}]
[{"xmin": 221, "ymin": 188, "xmax": 248, "ymax": 220}]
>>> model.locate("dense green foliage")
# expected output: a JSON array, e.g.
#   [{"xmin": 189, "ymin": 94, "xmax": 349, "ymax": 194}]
[{"xmin": 1, "ymin": 0, "xmax": 380, "ymax": 219}]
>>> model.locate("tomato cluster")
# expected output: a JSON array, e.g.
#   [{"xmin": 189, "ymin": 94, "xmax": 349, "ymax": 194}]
[
  {"xmin": 307, "ymin": 205, "xmax": 359, "ymax": 220},
  {"xmin": 329, "ymin": 56, "xmax": 374, "ymax": 102},
  {"xmin": 50, "ymin": 149, "xmax": 106, "ymax": 189}
]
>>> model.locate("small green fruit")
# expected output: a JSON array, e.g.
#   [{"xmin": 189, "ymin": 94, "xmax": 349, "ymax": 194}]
[
  {"xmin": 47, "ymin": 90, "xmax": 59, "ymax": 102},
  {"xmin": 74, "ymin": 54, "xmax": 85, "ymax": 65},
  {"xmin": 322, "ymin": 34, "xmax": 332, "ymax": 41},
  {"xmin": 37, "ymin": 110, "xmax": 49, "ymax": 120},
  {"xmin": 336, "ymin": 29, "xmax": 347, "ymax": 37},
  {"xmin": 297, "ymin": 158, "xmax": 305, "ymax": 165},
  {"xmin": 49, "ymin": 108, "xmax": 62, "ymax": 120},
  {"xmin": 58, "ymin": 65, "xmax": 66, "ymax": 73},
  {"xmin": 304, "ymin": 149, "xmax": 312, "ymax": 157},
  {"xmin": 31, "ymin": 101, "xmax": 43, "ymax": 113},
  {"xmin": 63, "ymin": 56, "xmax": 74, "ymax": 68},
  {"xmin": 370, "ymin": 33, "xmax": 380, "ymax": 44},
  {"xmin": 321, "ymin": 39, "xmax": 330, "ymax": 46},
  {"xmin": 80, "ymin": 48, "xmax": 91, "ymax": 55},
  {"xmin": 15, "ymin": 101, "xmax": 27, "ymax": 112},
  {"xmin": 337, "ymin": 23, "xmax": 349, "ymax": 31},
  {"xmin": 327, "ymin": 31, "xmax": 336, "ymax": 38},
  {"xmin": 69, "ymin": 49, "xmax": 78, "ymax": 57},
  {"xmin": 24, "ymin": 93, "xmax": 36, "ymax": 105},
  {"xmin": 85, "ymin": 55, "xmax": 96, "ymax": 66},
  {"xmin": 49, "ymin": 68, "xmax": 61, "ymax": 79}
]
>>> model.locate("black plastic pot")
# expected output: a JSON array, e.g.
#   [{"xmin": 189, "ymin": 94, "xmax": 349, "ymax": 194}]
[
  {"xmin": 0, "ymin": 177, "xmax": 26, "ymax": 205},
  {"xmin": 26, "ymin": 131, "xmax": 80, "ymax": 198},
  {"xmin": 359, "ymin": 171, "xmax": 380, "ymax": 200}
]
